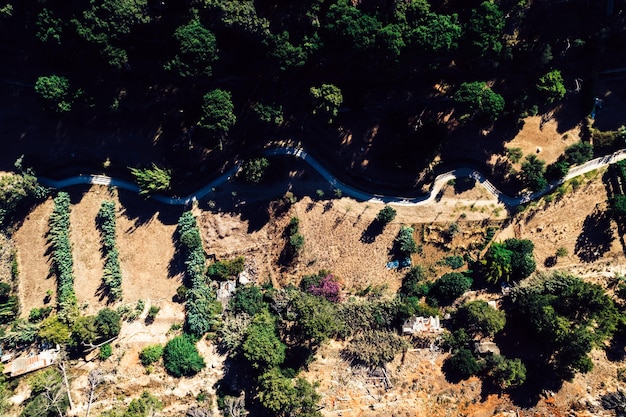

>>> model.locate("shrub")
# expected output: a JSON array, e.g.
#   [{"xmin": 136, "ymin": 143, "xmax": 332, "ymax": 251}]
[
  {"xmin": 163, "ymin": 335, "xmax": 205, "ymax": 377},
  {"xmin": 520, "ymin": 155, "xmax": 547, "ymax": 191},
  {"xmin": 400, "ymin": 266, "xmax": 430, "ymax": 298},
  {"xmin": 481, "ymin": 239, "xmax": 536, "ymax": 284},
  {"xmin": 306, "ymin": 274, "xmax": 342, "ymax": 302},
  {"xmin": 375, "ymin": 206, "xmax": 397, "ymax": 224},
  {"xmin": 240, "ymin": 158, "xmax": 269, "ymax": 184},
  {"xmin": 0, "ymin": 171, "xmax": 47, "ymax": 226},
  {"xmin": 489, "ymin": 356, "xmax": 527, "ymax": 389},
  {"xmin": 242, "ymin": 310, "xmax": 286, "ymax": 370},
  {"xmin": 310, "ymin": 83, "xmax": 343, "ymax": 124},
  {"xmin": 129, "ymin": 164, "xmax": 172, "ymax": 195},
  {"xmin": 185, "ymin": 286, "xmax": 222, "ymax": 338},
  {"xmin": 343, "ymin": 330, "xmax": 409, "ymax": 367},
  {"xmin": 395, "ymin": 226, "xmax": 419, "ymax": 257},
  {"xmin": 140, "ymin": 344, "xmax": 163, "ymax": 366},
  {"xmin": 564, "ymin": 141, "xmax": 593, "ymax": 165},
  {"xmin": 454, "ymin": 81, "xmax": 505, "ymax": 122},
  {"xmin": 452, "ymin": 300, "xmax": 505, "ymax": 338},
  {"xmin": 147, "ymin": 306, "xmax": 160, "ymax": 322},
  {"xmin": 207, "ymin": 256, "xmax": 245, "ymax": 280},
  {"xmin": 99, "ymin": 343, "xmax": 112, "ymax": 360},
  {"xmin": 286, "ymin": 217, "xmax": 305, "ymax": 257},
  {"xmin": 230, "ymin": 285, "xmax": 264, "ymax": 316},
  {"xmin": 536, "ymin": 69, "xmax": 566, "ymax": 104},
  {"xmin": 95, "ymin": 308, "xmax": 121, "ymax": 341},
  {"xmin": 444, "ymin": 348, "xmax": 482, "ymax": 380},
  {"xmin": 38, "ymin": 314, "xmax": 71, "ymax": 344},
  {"xmin": 429, "ymin": 272, "xmax": 472, "ymax": 304},
  {"xmin": 440, "ymin": 255, "xmax": 465, "ymax": 269},
  {"xmin": 506, "ymin": 147, "xmax": 523, "ymax": 163},
  {"xmin": 34, "ymin": 74, "xmax": 74, "ymax": 112},
  {"xmin": 28, "ymin": 306, "xmax": 53, "ymax": 323}
]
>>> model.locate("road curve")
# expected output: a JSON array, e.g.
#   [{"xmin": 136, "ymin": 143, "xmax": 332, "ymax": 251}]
[{"xmin": 36, "ymin": 147, "xmax": 626, "ymax": 208}]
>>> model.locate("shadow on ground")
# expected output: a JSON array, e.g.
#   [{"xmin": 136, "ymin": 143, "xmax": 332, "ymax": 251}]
[{"xmin": 574, "ymin": 207, "xmax": 613, "ymax": 262}]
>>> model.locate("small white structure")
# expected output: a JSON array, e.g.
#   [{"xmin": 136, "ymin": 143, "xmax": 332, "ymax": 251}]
[
  {"xmin": 217, "ymin": 281, "xmax": 237, "ymax": 305},
  {"xmin": 3, "ymin": 348, "xmax": 59, "ymax": 378},
  {"xmin": 474, "ymin": 340, "xmax": 500, "ymax": 356},
  {"xmin": 402, "ymin": 316, "xmax": 442, "ymax": 335}
]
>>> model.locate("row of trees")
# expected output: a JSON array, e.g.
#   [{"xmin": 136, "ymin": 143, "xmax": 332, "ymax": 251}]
[
  {"xmin": 177, "ymin": 211, "xmax": 222, "ymax": 339},
  {"xmin": 96, "ymin": 200, "xmax": 122, "ymax": 301},
  {"xmin": 47, "ymin": 192, "xmax": 77, "ymax": 319}
]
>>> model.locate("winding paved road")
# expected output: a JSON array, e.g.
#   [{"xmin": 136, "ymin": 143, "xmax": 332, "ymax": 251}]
[{"xmin": 36, "ymin": 147, "xmax": 626, "ymax": 208}]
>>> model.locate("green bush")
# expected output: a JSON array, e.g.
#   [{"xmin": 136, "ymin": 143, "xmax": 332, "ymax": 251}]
[
  {"xmin": 444, "ymin": 348, "xmax": 482, "ymax": 380},
  {"xmin": 99, "ymin": 343, "xmax": 112, "ymax": 360},
  {"xmin": 163, "ymin": 335, "xmax": 206, "ymax": 377},
  {"xmin": 429, "ymin": 272, "xmax": 472, "ymax": 305},
  {"xmin": 395, "ymin": 226, "xmax": 420, "ymax": 257},
  {"xmin": 440, "ymin": 255, "xmax": 465, "ymax": 270},
  {"xmin": 139, "ymin": 344, "xmax": 163, "ymax": 366},
  {"xmin": 400, "ymin": 266, "xmax": 430, "ymax": 298},
  {"xmin": 207, "ymin": 256, "xmax": 245, "ymax": 280},
  {"xmin": 240, "ymin": 158, "xmax": 269, "ymax": 184},
  {"xmin": 34, "ymin": 74, "xmax": 74, "ymax": 112},
  {"xmin": 452, "ymin": 300, "xmax": 505, "ymax": 338},
  {"xmin": 95, "ymin": 308, "xmax": 122, "ymax": 341},
  {"xmin": 230, "ymin": 285, "xmax": 264, "ymax": 316},
  {"xmin": 242, "ymin": 310, "xmax": 286, "ymax": 370},
  {"xmin": 129, "ymin": 164, "xmax": 172, "ymax": 196},
  {"xmin": 536, "ymin": 69, "xmax": 566, "ymax": 104},
  {"xmin": 342, "ymin": 330, "xmax": 409, "ymax": 367},
  {"xmin": 147, "ymin": 305, "xmax": 160, "ymax": 321},
  {"xmin": 28, "ymin": 306, "xmax": 53, "ymax": 323},
  {"xmin": 375, "ymin": 206, "xmax": 397, "ymax": 224},
  {"xmin": 0, "ymin": 172, "xmax": 47, "ymax": 227}
]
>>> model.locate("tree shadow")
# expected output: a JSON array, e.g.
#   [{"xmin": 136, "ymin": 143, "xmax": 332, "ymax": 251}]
[
  {"xmin": 544, "ymin": 255, "xmax": 557, "ymax": 267},
  {"xmin": 167, "ymin": 225, "xmax": 186, "ymax": 280},
  {"xmin": 214, "ymin": 356, "xmax": 261, "ymax": 416},
  {"xmin": 606, "ymin": 325, "xmax": 626, "ymax": 362},
  {"xmin": 453, "ymin": 177, "xmax": 476, "ymax": 194},
  {"xmin": 360, "ymin": 219, "xmax": 384, "ymax": 244},
  {"xmin": 117, "ymin": 189, "xmax": 183, "ymax": 231},
  {"xmin": 574, "ymin": 208, "xmax": 613, "ymax": 263},
  {"xmin": 490, "ymin": 309, "xmax": 565, "ymax": 407}
]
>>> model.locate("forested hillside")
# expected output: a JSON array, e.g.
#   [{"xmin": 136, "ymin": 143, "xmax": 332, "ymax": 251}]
[{"xmin": 0, "ymin": 0, "xmax": 624, "ymax": 191}]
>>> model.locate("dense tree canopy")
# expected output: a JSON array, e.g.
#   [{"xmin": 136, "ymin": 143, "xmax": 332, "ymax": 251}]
[
  {"xmin": 537, "ymin": 70, "xmax": 566, "ymax": 104},
  {"xmin": 511, "ymin": 272, "xmax": 620, "ymax": 378},
  {"xmin": 454, "ymin": 81, "xmax": 505, "ymax": 123},
  {"xmin": 199, "ymin": 89, "xmax": 236, "ymax": 137},
  {"xmin": 452, "ymin": 300, "xmax": 505, "ymax": 338},
  {"xmin": 480, "ymin": 239, "xmax": 536, "ymax": 284},
  {"xmin": 34, "ymin": 75, "xmax": 74, "ymax": 113},
  {"xmin": 242, "ymin": 310, "xmax": 286, "ymax": 370},
  {"xmin": 165, "ymin": 19, "xmax": 218, "ymax": 78}
]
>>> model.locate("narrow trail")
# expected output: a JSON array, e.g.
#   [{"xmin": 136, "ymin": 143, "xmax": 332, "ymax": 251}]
[{"xmin": 36, "ymin": 146, "xmax": 626, "ymax": 208}]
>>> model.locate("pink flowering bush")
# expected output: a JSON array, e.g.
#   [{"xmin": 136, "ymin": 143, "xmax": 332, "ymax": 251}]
[{"xmin": 308, "ymin": 274, "xmax": 342, "ymax": 302}]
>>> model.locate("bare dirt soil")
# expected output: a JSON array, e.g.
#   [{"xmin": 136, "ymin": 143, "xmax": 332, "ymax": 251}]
[
  {"xmin": 503, "ymin": 116, "xmax": 581, "ymax": 167},
  {"xmin": 14, "ymin": 185, "xmax": 183, "ymax": 317}
]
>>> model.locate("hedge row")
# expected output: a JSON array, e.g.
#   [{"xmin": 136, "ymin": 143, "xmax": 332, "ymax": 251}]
[
  {"xmin": 97, "ymin": 201, "xmax": 122, "ymax": 301},
  {"xmin": 178, "ymin": 211, "xmax": 222, "ymax": 337},
  {"xmin": 48, "ymin": 192, "xmax": 77, "ymax": 317}
]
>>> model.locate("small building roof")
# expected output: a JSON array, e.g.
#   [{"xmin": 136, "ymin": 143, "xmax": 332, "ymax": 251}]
[{"xmin": 2, "ymin": 349, "xmax": 59, "ymax": 378}]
